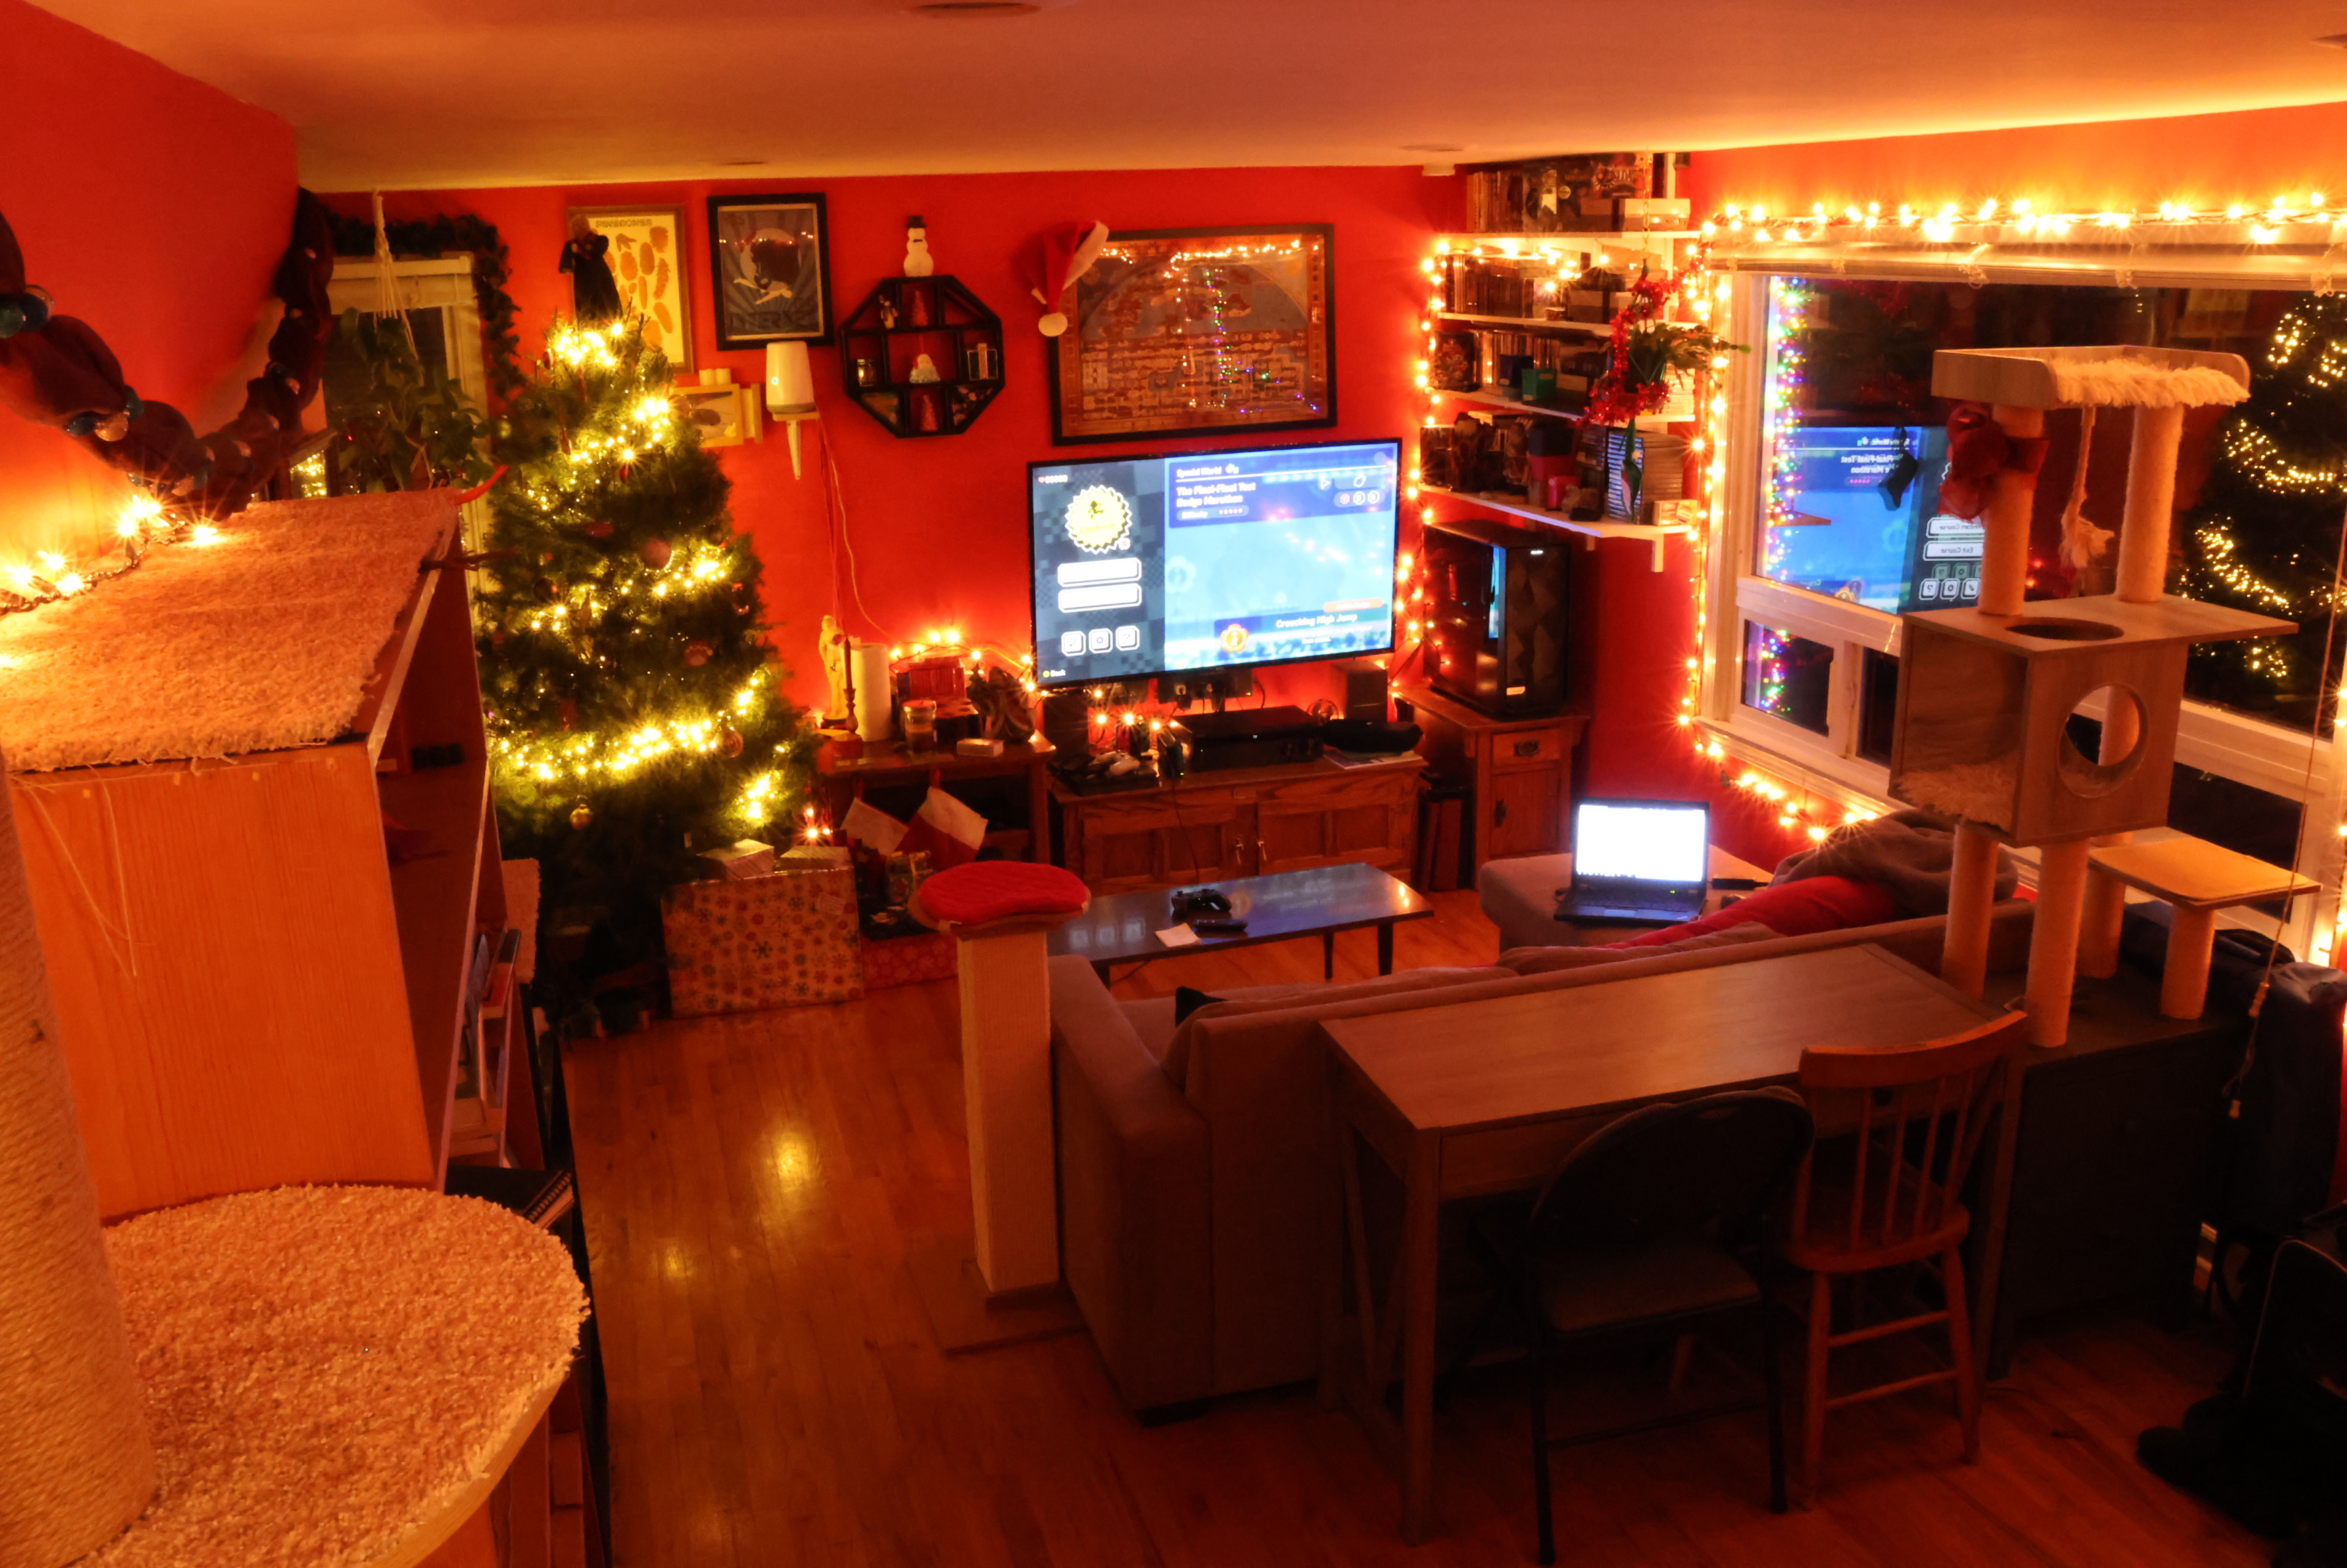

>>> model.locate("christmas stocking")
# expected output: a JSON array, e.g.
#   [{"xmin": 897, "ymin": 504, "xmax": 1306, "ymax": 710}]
[{"xmin": 897, "ymin": 786, "xmax": 987, "ymax": 871}]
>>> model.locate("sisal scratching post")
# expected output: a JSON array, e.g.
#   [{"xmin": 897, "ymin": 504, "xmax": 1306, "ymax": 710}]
[
  {"xmin": 1941, "ymin": 821, "xmax": 2002, "ymax": 998},
  {"xmin": 1977, "ymin": 405, "xmax": 2046, "ymax": 616},
  {"xmin": 2026, "ymin": 839, "xmax": 2094, "ymax": 1047},
  {"xmin": 2082, "ymin": 406, "xmax": 2189, "ymax": 975},
  {"xmin": 0, "ymin": 748, "xmax": 155, "ymax": 1568}
]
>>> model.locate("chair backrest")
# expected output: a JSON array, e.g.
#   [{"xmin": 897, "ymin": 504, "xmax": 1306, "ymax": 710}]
[
  {"xmin": 1528, "ymin": 1089, "xmax": 1816, "ymax": 1253},
  {"xmin": 1791, "ymin": 1011, "xmax": 2029, "ymax": 1258}
]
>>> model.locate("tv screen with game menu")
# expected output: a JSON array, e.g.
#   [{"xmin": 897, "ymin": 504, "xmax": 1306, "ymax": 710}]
[{"xmin": 1027, "ymin": 438, "xmax": 1401, "ymax": 689}]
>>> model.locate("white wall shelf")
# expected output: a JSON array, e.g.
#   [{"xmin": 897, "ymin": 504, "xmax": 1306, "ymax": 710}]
[{"xmin": 1420, "ymin": 485, "xmax": 1692, "ymax": 570}]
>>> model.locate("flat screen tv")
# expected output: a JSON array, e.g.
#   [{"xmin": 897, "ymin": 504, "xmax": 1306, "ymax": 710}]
[{"xmin": 1028, "ymin": 439, "xmax": 1401, "ymax": 689}]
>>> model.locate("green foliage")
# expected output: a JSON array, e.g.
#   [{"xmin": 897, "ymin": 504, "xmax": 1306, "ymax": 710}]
[
  {"xmin": 2176, "ymin": 295, "xmax": 2347, "ymax": 727},
  {"xmin": 330, "ymin": 211, "xmax": 526, "ymax": 400},
  {"xmin": 475, "ymin": 320, "xmax": 813, "ymax": 934},
  {"xmin": 326, "ymin": 308, "xmax": 495, "ymax": 492}
]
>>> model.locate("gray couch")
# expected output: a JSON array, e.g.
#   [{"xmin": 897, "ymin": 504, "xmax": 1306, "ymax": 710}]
[{"xmin": 1049, "ymin": 900, "xmax": 2035, "ymax": 1416}]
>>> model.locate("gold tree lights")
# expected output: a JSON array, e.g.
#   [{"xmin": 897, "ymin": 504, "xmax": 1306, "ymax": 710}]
[{"xmin": 478, "ymin": 318, "xmax": 808, "ymax": 903}]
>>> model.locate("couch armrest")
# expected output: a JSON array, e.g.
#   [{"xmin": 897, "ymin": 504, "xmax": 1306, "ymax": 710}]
[{"xmin": 1048, "ymin": 956, "xmax": 1214, "ymax": 1414}]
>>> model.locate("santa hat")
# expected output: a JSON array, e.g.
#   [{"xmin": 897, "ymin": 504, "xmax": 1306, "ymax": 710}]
[{"xmin": 1013, "ymin": 220, "xmax": 1109, "ymax": 337}]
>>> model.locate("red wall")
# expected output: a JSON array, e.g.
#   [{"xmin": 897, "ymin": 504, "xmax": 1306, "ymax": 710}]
[
  {"xmin": 335, "ymin": 170, "xmax": 1457, "ymax": 716},
  {"xmin": 0, "ymin": 0, "xmax": 295, "ymax": 571}
]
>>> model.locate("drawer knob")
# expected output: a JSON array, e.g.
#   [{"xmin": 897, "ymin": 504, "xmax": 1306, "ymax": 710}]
[{"xmin": 1513, "ymin": 739, "xmax": 1542, "ymax": 759}]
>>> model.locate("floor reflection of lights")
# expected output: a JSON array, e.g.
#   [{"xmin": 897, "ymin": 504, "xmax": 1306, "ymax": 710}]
[{"xmin": 765, "ymin": 1127, "xmax": 817, "ymax": 1208}]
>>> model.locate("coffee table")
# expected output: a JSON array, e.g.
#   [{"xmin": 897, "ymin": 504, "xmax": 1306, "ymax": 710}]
[{"xmin": 1047, "ymin": 861, "xmax": 1432, "ymax": 981}]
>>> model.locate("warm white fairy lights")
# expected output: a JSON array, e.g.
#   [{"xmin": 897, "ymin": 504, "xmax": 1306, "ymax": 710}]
[{"xmin": 1, "ymin": 489, "xmax": 201, "ymax": 614}]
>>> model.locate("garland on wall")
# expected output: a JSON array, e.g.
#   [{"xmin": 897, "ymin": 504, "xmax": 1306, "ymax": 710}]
[
  {"xmin": 327, "ymin": 211, "xmax": 526, "ymax": 402},
  {"xmin": 0, "ymin": 190, "xmax": 339, "ymax": 610}
]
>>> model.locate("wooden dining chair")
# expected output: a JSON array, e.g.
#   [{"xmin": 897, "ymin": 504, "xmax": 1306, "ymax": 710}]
[{"xmin": 1787, "ymin": 1010, "xmax": 2029, "ymax": 1502}]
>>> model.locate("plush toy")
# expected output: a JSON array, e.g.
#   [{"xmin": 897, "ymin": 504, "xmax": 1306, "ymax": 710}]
[
  {"xmin": 1013, "ymin": 220, "xmax": 1109, "ymax": 336},
  {"xmin": 0, "ymin": 192, "xmax": 338, "ymax": 520}
]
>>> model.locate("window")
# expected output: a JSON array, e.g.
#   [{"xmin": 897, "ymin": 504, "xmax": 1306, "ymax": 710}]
[{"xmin": 1702, "ymin": 243, "xmax": 2347, "ymax": 953}]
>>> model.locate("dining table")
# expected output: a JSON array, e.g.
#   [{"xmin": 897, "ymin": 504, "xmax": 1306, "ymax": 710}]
[{"xmin": 1320, "ymin": 941, "xmax": 2013, "ymax": 1542}]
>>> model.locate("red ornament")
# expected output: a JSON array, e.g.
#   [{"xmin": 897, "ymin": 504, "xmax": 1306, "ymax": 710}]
[
  {"xmin": 720, "ymin": 727, "xmax": 744, "ymax": 758},
  {"xmin": 685, "ymin": 641, "xmax": 712, "ymax": 666},
  {"xmin": 641, "ymin": 537, "xmax": 672, "ymax": 569},
  {"xmin": 586, "ymin": 521, "xmax": 614, "ymax": 539}
]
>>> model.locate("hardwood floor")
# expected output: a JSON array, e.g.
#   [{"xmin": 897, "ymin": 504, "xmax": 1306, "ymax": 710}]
[{"xmin": 564, "ymin": 891, "xmax": 2269, "ymax": 1566}]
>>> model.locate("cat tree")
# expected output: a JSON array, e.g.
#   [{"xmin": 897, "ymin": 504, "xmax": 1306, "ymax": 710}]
[{"xmin": 1889, "ymin": 347, "xmax": 2293, "ymax": 1044}]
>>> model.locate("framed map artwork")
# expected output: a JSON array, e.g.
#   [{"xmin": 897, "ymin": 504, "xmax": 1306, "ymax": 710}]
[
  {"xmin": 1048, "ymin": 224, "xmax": 1336, "ymax": 445},
  {"xmin": 567, "ymin": 205, "xmax": 692, "ymax": 371}
]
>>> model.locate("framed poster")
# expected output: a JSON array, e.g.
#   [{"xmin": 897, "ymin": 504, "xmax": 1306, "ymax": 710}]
[
  {"xmin": 707, "ymin": 193, "xmax": 833, "ymax": 348},
  {"xmin": 1047, "ymin": 224, "xmax": 1335, "ymax": 445},
  {"xmin": 568, "ymin": 205, "xmax": 692, "ymax": 371}
]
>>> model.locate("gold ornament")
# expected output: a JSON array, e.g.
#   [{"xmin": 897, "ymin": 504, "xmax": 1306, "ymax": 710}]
[
  {"xmin": 569, "ymin": 802, "xmax": 594, "ymax": 830},
  {"xmin": 1065, "ymin": 484, "xmax": 1134, "ymax": 554}
]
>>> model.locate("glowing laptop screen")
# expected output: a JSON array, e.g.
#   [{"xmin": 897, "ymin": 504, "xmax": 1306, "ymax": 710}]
[{"xmin": 1573, "ymin": 801, "xmax": 1708, "ymax": 884}]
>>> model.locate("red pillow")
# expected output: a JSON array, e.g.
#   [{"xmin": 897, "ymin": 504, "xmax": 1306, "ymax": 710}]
[
  {"xmin": 917, "ymin": 861, "xmax": 1091, "ymax": 927},
  {"xmin": 1604, "ymin": 875, "xmax": 1899, "ymax": 949}
]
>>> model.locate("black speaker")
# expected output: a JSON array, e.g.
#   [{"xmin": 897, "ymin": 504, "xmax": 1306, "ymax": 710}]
[{"xmin": 1042, "ymin": 690, "xmax": 1091, "ymax": 758}]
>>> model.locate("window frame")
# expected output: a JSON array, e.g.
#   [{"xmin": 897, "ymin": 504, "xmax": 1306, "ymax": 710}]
[{"xmin": 1699, "ymin": 250, "xmax": 2347, "ymax": 955}]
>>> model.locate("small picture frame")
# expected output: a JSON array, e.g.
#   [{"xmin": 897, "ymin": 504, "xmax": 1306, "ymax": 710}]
[
  {"xmin": 678, "ymin": 383, "xmax": 761, "ymax": 447},
  {"xmin": 707, "ymin": 193, "xmax": 833, "ymax": 348},
  {"xmin": 567, "ymin": 204, "xmax": 692, "ymax": 371}
]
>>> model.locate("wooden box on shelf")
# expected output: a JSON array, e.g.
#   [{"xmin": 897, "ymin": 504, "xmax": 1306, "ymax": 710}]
[
  {"xmin": 838, "ymin": 275, "xmax": 1006, "ymax": 437},
  {"xmin": 1888, "ymin": 595, "xmax": 2291, "ymax": 844},
  {"xmin": 1399, "ymin": 683, "xmax": 1587, "ymax": 868},
  {"xmin": 9, "ymin": 495, "xmax": 510, "ymax": 1217},
  {"xmin": 1051, "ymin": 754, "xmax": 1424, "ymax": 896}
]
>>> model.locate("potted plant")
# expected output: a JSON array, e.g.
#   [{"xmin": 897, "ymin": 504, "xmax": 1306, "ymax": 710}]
[{"xmin": 1584, "ymin": 268, "xmax": 1745, "ymax": 519}]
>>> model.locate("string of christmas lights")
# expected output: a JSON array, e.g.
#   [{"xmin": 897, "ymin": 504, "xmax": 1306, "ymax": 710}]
[
  {"xmin": 1700, "ymin": 192, "xmax": 2347, "ymax": 251},
  {"xmin": 1, "ymin": 491, "xmax": 224, "ymax": 614}
]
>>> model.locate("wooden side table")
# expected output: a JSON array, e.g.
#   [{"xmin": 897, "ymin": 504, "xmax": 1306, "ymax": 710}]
[
  {"xmin": 814, "ymin": 737, "xmax": 1055, "ymax": 861},
  {"xmin": 1397, "ymin": 683, "xmax": 1587, "ymax": 869},
  {"xmin": 2085, "ymin": 836, "xmax": 2315, "ymax": 1018}
]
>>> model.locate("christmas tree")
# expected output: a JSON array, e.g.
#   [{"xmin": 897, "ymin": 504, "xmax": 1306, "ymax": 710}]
[
  {"xmin": 477, "ymin": 319, "xmax": 811, "ymax": 972},
  {"xmin": 2176, "ymin": 295, "xmax": 2347, "ymax": 730}
]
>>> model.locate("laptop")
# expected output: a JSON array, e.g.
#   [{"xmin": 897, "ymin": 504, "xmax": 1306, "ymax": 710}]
[{"xmin": 1554, "ymin": 798, "xmax": 1712, "ymax": 926}]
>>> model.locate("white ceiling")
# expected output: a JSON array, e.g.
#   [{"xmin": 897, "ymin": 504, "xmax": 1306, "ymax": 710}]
[{"xmin": 37, "ymin": 0, "xmax": 2347, "ymax": 190}]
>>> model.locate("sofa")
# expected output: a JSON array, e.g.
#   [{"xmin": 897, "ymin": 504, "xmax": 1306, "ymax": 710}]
[{"xmin": 1049, "ymin": 899, "xmax": 2036, "ymax": 1416}]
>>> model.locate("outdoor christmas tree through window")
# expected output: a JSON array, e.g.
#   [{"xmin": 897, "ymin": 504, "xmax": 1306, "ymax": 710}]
[{"xmin": 477, "ymin": 319, "xmax": 811, "ymax": 961}]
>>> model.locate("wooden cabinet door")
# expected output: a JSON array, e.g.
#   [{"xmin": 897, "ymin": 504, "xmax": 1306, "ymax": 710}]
[
  {"xmin": 1065, "ymin": 789, "xmax": 1245, "ymax": 893},
  {"xmin": 1251, "ymin": 767, "xmax": 1421, "ymax": 879},
  {"xmin": 1486, "ymin": 765, "xmax": 1563, "ymax": 860}
]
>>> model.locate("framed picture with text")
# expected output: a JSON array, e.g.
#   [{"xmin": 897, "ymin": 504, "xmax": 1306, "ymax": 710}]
[
  {"xmin": 1047, "ymin": 223, "xmax": 1336, "ymax": 445},
  {"xmin": 567, "ymin": 204, "xmax": 692, "ymax": 370},
  {"xmin": 706, "ymin": 193, "xmax": 833, "ymax": 348}
]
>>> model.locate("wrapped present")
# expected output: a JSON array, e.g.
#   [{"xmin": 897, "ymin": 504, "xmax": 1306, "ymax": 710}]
[
  {"xmin": 857, "ymin": 932, "xmax": 958, "ymax": 990},
  {"xmin": 701, "ymin": 839, "xmax": 776, "ymax": 880},
  {"xmin": 663, "ymin": 862, "xmax": 863, "ymax": 1015}
]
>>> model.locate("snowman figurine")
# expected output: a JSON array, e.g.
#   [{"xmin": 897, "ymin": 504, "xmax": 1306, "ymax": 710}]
[{"xmin": 903, "ymin": 216, "xmax": 935, "ymax": 277}]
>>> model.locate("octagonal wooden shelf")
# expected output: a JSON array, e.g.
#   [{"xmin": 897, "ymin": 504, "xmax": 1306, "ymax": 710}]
[{"xmin": 838, "ymin": 274, "xmax": 1005, "ymax": 438}]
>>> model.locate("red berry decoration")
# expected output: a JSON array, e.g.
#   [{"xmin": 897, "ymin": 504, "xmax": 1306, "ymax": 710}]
[{"xmin": 641, "ymin": 537, "xmax": 672, "ymax": 569}]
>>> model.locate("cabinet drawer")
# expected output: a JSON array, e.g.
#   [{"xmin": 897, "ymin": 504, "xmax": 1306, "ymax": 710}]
[{"xmin": 1491, "ymin": 729, "xmax": 1568, "ymax": 769}]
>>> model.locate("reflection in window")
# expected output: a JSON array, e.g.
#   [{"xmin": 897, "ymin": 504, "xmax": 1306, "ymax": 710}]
[
  {"xmin": 1742, "ymin": 622, "xmax": 1831, "ymax": 735},
  {"xmin": 1753, "ymin": 276, "xmax": 2345, "ymax": 732}
]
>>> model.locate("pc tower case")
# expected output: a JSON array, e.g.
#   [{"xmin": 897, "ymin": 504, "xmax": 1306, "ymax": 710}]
[{"xmin": 1422, "ymin": 515, "xmax": 1570, "ymax": 716}]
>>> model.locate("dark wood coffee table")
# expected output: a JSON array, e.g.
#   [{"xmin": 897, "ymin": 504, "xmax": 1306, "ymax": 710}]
[{"xmin": 1047, "ymin": 861, "xmax": 1432, "ymax": 980}]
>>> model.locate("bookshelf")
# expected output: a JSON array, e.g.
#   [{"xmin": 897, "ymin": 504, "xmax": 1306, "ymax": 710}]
[
  {"xmin": 9, "ymin": 492, "xmax": 512, "ymax": 1218},
  {"xmin": 1426, "ymin": 226, "xmax": 1705, "ymax": 574}
]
